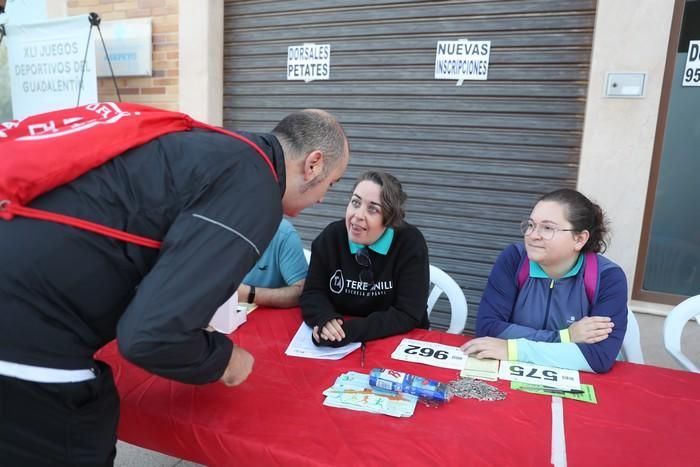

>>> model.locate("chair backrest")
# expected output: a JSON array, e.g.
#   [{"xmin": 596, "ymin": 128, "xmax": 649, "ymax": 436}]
[
  {"xmin": 621, "ymin": 307, "xmax": 644, "ymax": 364},
  {"xmin": 427, "ymin": 264, "xmax": 467, "ymax": 334},
  {"xmin": 303, "ymin": 248, "xmax": 311, "ymax": 265},
  {"xmin": 663, "ymin": 295, "xmax": 700, "ymax": 373}
]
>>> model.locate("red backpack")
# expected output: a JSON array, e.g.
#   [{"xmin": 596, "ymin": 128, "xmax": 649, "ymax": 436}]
[{"xmin": 0, "ymin": 102, "xmax": 278, "ymax": 248}]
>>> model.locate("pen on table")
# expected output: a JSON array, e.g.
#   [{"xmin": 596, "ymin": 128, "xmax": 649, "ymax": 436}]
[
  {"xmin": 361, "ymin": 342, "xmax": 366, "ymax": 368},
  {"xmin": 542, "ymin": 388, "xmax": 585, "ymax": 395}
]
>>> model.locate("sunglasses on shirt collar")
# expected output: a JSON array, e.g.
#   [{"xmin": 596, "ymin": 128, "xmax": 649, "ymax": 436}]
[{"xmin": 355, "ymin": 247, "xmax": 374, "ymax": 285}]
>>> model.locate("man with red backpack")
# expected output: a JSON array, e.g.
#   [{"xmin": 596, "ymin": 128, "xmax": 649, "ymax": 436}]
[{"xmin": 0, "ymin": 103, "xmax": 349, "ymax": 466}]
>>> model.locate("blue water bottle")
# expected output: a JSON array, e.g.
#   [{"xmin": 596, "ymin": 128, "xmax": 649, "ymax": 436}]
[{"xmin": 368, "ymin": 368, "xmax": 452, "ymax": 403}]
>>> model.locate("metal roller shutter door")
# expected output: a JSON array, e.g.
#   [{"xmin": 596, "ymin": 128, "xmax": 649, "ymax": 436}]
[{"xmin": 223, "ymin": 0, "xmax": 596, "ymax": 332}]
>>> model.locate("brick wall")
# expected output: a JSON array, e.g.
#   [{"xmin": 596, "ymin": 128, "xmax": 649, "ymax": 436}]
[{"xmin": 67, "ymin": 0, "xmax": 179, "ymax": 110}]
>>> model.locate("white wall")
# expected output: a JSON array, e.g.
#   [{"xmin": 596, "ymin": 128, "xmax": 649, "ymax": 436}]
[
  {"xmin": 178, "ymin": 0, "xmax": 223, "ymax": 125},
  {"xmin": 578, "ymin": 0, "xmax": 676, "ymax": 296},
  {"xmin": 46, "ymin": 0, "xmax": 67, "ymax": 18}
]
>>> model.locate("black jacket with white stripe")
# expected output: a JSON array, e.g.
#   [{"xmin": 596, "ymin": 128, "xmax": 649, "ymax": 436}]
[{"xmin": 0, "ymin": 128, "xmax": 285, "ymax": 384}]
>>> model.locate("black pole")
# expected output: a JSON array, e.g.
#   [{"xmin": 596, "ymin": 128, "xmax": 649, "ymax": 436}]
[
  {"xmin": 76, "ymin": 14, "xmax": 95, "ymax": 106},
  {"xmin": 0, "ymin": 24, "xmax": 5, "ymax": 48},
  {"xmin": 93, "ymin": 16, "xmax": 121, "ymax": 102}
]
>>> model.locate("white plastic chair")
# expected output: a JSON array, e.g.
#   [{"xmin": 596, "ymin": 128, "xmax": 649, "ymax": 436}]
[
  {"xmin": 303, "ymin": 248, "xmax": 311, "ymax": 264},
  {"xmin": 663, "ymin": 295, "xmax": 700, "ymax": 373},
  {"xmin": 427, "ymin": 264, "xmax": 468, "ymax": 334},
  {"xmin": 621, "ymin": 307, "xmax": 644, "ymax": 364}
]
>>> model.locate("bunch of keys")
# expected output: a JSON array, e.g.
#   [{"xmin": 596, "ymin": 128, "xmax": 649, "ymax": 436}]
[{"xmin": 447, "ymin": 377, "xmax": 506, "ymax": 402}]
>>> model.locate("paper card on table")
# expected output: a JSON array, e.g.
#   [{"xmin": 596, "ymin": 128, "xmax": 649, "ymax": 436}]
[
  {"xmin": 239, "ymin": 303, "xmax": 258, "ymax": 315},
  {"xmin": 285, "ymin": 323, "xmax": 361, "ymax": 360},
  {"xmin": 460, "ymin": 357, "xmax": 500, "ymax": 381},
  {"xmin": 323, "ymin": 371, "xmax": 417, "ymax": 417},
  {"xmin": 390, "ymin": 338, "xmax": 465, "ymax": 370},
  {"xmin": 511, "ymin": 381, "xmax": 597, "ymax": 404},
  {"xmin": 498, "ymin": 361, "xmax": 581, "ymax": 391}
]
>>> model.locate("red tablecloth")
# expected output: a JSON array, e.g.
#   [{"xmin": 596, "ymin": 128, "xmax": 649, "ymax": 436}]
[{"xmin": 97, "ymin": 308, "xmax": 700, "ymax": 466}]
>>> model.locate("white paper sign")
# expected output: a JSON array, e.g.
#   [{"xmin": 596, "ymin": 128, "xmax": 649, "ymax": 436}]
[
  {"xmin": 95, "ymin": 18, "xmax": 152, "ymax": 77},
  {"xmin": 287, "ymin": 43, "xmax": 330, "ymax": 82},
  {"xmin": 6, "ymin": 15, "xmax": 98, "ymax": 119},
  {"xmin": 4, "ymin": 0, "xmax": 47, "ymax": 24},
  {"xmin": 391, "ymin": 338, "xmax": 466, "ymax": 370},
  {"xmin": 434, "ymin": 39, "xmax": 491, "ymax": 85},
  {"xmin": 498, "ymin": 361, "xmax": 581, "ymax": 391},
  {"xmin": 683, "ymin": 40, "xmax": 700, "ymax": 87}
]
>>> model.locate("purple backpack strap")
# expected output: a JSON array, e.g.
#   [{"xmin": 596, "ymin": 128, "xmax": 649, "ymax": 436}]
[
  {"xmin": 516, "ymin": 247, "xmax": 598, "ymax": 306},
  {"xmin": 517, "ymin": 251, "xmax": 529, "ymax": 289},
  {"xmin": 582, "ymin": 251, "xmax": 598, "ymax": 304}
]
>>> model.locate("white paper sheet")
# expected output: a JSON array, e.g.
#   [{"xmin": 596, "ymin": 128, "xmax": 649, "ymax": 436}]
[{"xmin": 285, "ymin": 323, "xmax": 361, "ymax": 360}]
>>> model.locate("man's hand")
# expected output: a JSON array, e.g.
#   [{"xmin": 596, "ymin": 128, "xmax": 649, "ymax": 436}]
[
  {"xmin": 460, "ymin": 337, "xmax": 508, "ymax": 361},
  {"xmin": 312, "ymin": 318, "xmax": 345, "ymax": 343},
  {"xmin": 568, "ymin": 316, "xmax": 614, "ymax": 344},
  {"xmin": 220, "ymin": 346, "xmax": 254, "ymax": 387}
]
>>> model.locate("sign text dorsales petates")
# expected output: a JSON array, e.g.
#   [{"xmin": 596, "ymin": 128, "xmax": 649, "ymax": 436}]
[
  {"xmin": 683, "ymin": 40, "xmax": 700, "ymax": 87},
  {"xmin": 287, "ymin": 43, "xmax": 330, "ymax": 82},
  {"xmin": 5, "ymin": 15, "xmax": 98, "ymax": 119},
  {"xmin": 434, "ymin": 39, "xmax": 491, "ymax": 85}
]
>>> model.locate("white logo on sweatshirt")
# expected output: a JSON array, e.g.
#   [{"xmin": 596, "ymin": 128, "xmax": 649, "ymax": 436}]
[
  {"xmin": 329, "ymin": 269, "xmax": 345, "ymax": 294},
  {"xmin": 329, "ymin": 269, "xmax": 392, "ymax": 297}
]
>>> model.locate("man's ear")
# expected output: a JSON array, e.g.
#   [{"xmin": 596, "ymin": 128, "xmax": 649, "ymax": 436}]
[
  {"xmin": 573, "ymin": 230, "xmax": 590, "ymax": 252},
  {"xmin": 303, "ymin": 150, "xmax": 324, "ymax": 181}
]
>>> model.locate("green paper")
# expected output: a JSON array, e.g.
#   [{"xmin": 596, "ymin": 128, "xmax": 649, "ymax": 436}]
[{"xmin": 511, "ymin": 381, "xmax": 597, "ymax": 404}]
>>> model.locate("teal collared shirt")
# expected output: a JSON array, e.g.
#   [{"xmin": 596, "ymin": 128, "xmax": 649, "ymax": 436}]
[
  {"xmin": 348, "ymin": 227, "xmax": 394, "ymax": 255},
  {"xmin": 529, "ymin": 254, "xmax": 583, "ymax": 279}
]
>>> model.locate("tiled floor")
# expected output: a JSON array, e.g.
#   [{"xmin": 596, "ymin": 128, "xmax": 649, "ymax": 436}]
[
  {"xmin": 115, "ymin": 312, "xmax": 700, "ymax": 467},
  {"xmin": 114, "ymin": 442, "xmax": 197, "ymax": 467}
]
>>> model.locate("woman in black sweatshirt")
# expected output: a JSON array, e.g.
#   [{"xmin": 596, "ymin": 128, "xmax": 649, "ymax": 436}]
[{"xmin": 301, "ymin": 171, "xmax": 430, "ymax": 346}]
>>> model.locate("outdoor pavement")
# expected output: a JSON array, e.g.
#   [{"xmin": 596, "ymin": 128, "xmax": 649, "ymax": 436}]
[{"xmin": 115, "ymin": 311, "xmax": 700, "ymax": 467}]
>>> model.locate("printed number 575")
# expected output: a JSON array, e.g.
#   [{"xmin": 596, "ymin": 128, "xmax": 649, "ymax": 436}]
[{"xmin": 509, "ymin": 365, "xmax": 558, "ymax": 382}]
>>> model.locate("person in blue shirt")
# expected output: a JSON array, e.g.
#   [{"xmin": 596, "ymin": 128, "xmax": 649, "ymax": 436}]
[
  {"xmin": 461, "ymin": 189, "xmax": 628, "ymax": 373},
  {"xmin": 236, "ymin": 219, "xmax": 308, "ymax": 308}
]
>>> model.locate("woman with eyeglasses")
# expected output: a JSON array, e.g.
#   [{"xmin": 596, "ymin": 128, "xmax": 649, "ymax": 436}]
[
  {"xmin": 461, "ymin": 189, "xmax": 628, "ymax": 373},
  {"xmin": 300, "ymin": 171, "xmax": 430, "ymax": 346}
]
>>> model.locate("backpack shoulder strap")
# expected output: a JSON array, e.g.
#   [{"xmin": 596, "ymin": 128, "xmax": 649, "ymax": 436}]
[
  {"xmin": 515, "ymin": 246, "xmax": 599, "ymax": 306},
  {"xmin": 516, "ymin": 244, "xmax": 529, "ymax": 289},
  {"xmin": 582, "ymin": 251, "xmax": 599, "ymax": 304},
  {"xmin": 192, "ymin": 121, "xmax": 278, "ymax": 183},
  {"xmin": 2, "ymin": 202, "xmax": 162, "ymax": 249}
]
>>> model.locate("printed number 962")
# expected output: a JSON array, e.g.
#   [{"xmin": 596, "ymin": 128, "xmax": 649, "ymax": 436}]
[
  {"xmin": 404, "ymin": 344, "xmax": 448, "ymax": 360},
  {"xmin": 509, "ymin": 365, "xmax": 558, "ymax": 382}
]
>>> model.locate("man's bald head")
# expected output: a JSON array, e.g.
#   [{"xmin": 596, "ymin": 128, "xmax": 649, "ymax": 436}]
[{"xmin": 272, "ymin": 109, "xmax": 348, "ymax": 175}]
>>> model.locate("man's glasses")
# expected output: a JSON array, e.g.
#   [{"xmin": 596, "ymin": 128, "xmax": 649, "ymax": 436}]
[
  {"xmin": 520, "ymin": 220, "xmax": 577, "ymax": 240},
  {"xmin": 355, "ymin": 247, "xmax": 374, "ymax": 285}
]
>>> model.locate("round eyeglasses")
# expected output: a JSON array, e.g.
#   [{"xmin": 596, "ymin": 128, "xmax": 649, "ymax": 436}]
[{"xmin": 520, "ymin": 220, "xmax": 577, "ymax": 240}]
